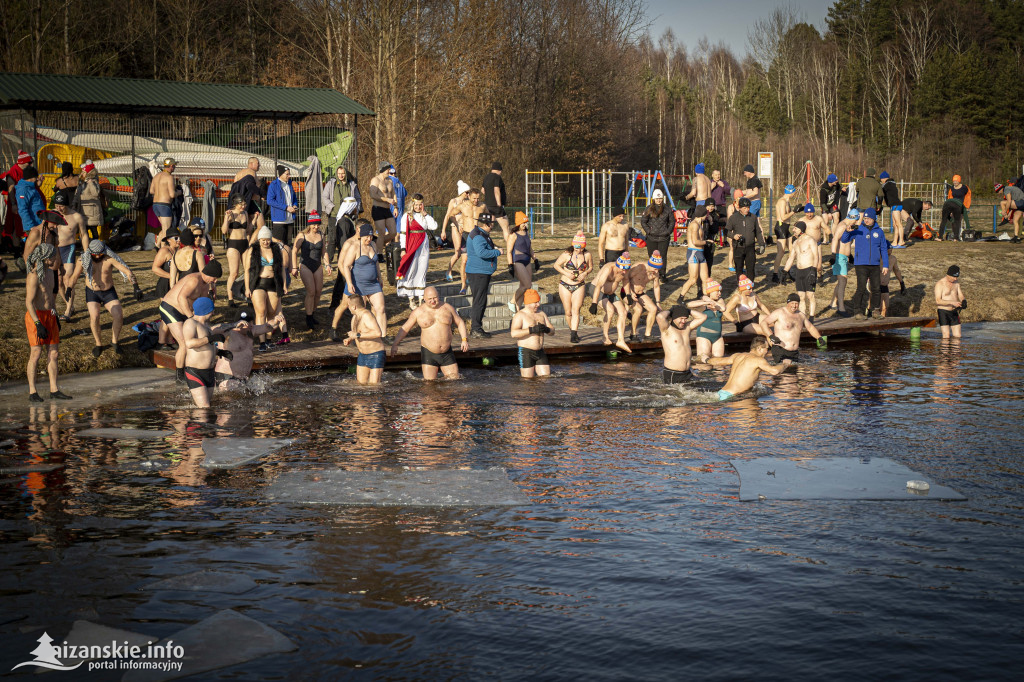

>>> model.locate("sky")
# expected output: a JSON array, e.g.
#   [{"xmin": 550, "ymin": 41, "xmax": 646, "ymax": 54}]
[{"xmin": 644, "ymin": 0, "xmax": 831, "ymax": 57}]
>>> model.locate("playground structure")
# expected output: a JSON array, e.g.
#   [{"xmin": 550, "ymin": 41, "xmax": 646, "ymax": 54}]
[{"xmin": 524, "ymin": 169, "xmax": 690, "ymax": 236}]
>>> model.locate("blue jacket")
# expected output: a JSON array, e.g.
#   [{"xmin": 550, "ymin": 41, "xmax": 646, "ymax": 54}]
[
  {"xmin": 266, "ymin": 178, "xmax": 298, "ymax": 223},
  {"xmin": 840, "ymin": 223, "xmax": 889, "ymax": 268},
  {"xmin": 392, "ymin": 176, "xmax": 407, "ymax": 216},
  {"xmin": 466, "ymin": 227, "xmax": 500, "ymax": 275},
  {"xmin": 15, "ymin": 179, "xmax": 46, "ymax": 231}
]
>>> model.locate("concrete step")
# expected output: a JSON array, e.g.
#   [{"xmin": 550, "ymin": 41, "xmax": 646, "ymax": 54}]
[
  {"xmin": 443, "ymin": 292, "xmax": 557, "ymax": 308},
  {"xmin": 458, "ymin": 302, "xmax": 564, "ymax": 319},
  {"xmin": 480, "ymin": 315, "xmax": 568, "ymax": 333}
]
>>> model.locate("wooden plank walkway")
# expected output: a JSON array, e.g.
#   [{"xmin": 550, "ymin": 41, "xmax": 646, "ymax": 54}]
[{"xmin": 152, "ymin": 315, "xmax": 936, "ymax": 371}]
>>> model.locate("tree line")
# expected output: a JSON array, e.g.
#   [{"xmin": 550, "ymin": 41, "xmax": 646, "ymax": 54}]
[{"xmin": 2, "ymin": 0, "xmax": 1021, "ymax": 203}]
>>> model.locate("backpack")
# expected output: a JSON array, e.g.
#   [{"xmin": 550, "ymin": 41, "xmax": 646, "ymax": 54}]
[{"xmin": 131, "ymin": 167, "xmax": 153, "ymax": 210}]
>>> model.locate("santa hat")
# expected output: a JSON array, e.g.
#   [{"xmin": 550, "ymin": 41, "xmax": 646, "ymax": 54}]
[
  {"xmin": 17, "ymin": 150, "xmax": 33, "ymax": 164},
  {"xmin": 81, "ymin": 160, "xmax": 96, "ymax": 174}
]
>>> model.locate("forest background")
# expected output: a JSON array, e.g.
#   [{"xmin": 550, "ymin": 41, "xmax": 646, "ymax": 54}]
[{"xmin": 1, "ymin": 0, "xmax": 1022, "ymax": 202}]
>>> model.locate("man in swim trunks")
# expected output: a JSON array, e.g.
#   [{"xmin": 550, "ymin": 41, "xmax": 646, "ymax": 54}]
[
  {"xmin": 935, "ymin": 264, "xmax": 965, "ymax": 339},
  {"xmin": 510, "ymin": 288, "xmax": 554, "ymax": 378},
  {"xmin": 783, "ymin": 221, "xmax": 822, "ymax": 320},
  {"xmin": 761, "ymin": 293, "xmax": 825, "ymax": 367},
  {"xmin": 624, "ymin": 250, "xmax": 665, "ymax": 341},
  {"xmin": 390, "ymin": 286, "xmax": 469, "ymax": 380},
  {"xmin": 657, "ymin": 303, "xmax": 707, "ymax": 384},
  {"xmin": 880, "ymin": 172, "xmax": 904, "ymax": 246},
  {"xmin": 53, "ymin": 193, "xmax": 89, "ymax": 322},
  {"xmin": 998, "ymin": 184, "xmax": 1024, "ymax": 241},
  {"xmin": 160, "ymin": 259, "xmax": 223, "ymax": 383},
  {"xmin": 742, "ymin": 163, "xmax": 763, "ymax": 221},
  {"xmin": 799, "ymin": 202, "xmax": 827, "ymax": 244},
  {"xmin": 590, "ymin": 252, "xmax": 633, "ymax": 352},
  {"xmin": 482, "ymin": 162, "xmax": 510, "ymax": 240},
  {"xmin": 449, "ymin": 189, "xmax": 488, "ymax": 294},
  {"xmin": 826, "ymin": 209, "xmax": 859, "ymax": 317},
  {"xmin": 150, "ymin": 158, "xmax": 177, "ymax": 243},
  {"xmin": 230, "ymin": 156, "xmax": 264, "ymax": 218},
  {"xmin": 707, "ymin": 336, "xmax": 784, "ymax": 401},
  {"xmin": 181, "ymin": 297, "xmax": 237, "ymax": 407},
  {"xmin": 214, "ymin": 311, "xmax": 283, "ymax": 391},
  {"xmin": 344, "ymin": 294, "xmax": 386, "ymax": 384},
  {"xmin": 771, "ymin": 184, "xmax": 797, "ymax": 284},
  {"xmin": 369, "ymin": 162, "xmax": 398, "ymax": 253},
  {"xmin": 65, "ymin": 239, "xmax": 143, "ymax": 357},
  {"xmin": 686, "ymin": 163, "xmax": 711, "ymax": 207},
  {"xmin": 688, "ymin": 279, "xmax": 733, "ymax": 364},
  {"xmin": 819, "ymin": 173, "xmax": 842, "ymax": 238},
  {"xmin": 441, "ymin": 180, "xmax": 470, "ymax": 281},
  {"xmin": 677, "ymin": 206, "xmax": 709, "ymax": 301},
  {"xmin": 24, "ymin": 243, "xmax": 72, "ymax": 402},
  {"xmin": 597, "ymin": 207, "xmax": 630, "ymax": 266}
]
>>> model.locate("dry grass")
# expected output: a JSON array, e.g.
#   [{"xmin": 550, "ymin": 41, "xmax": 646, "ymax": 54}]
[{"xmin": 2, "ymin": 229, "xmax": 1022, "ymax": 383}]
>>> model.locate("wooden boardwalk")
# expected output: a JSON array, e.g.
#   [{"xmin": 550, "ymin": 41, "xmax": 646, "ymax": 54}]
[{"xmin": 152, "ymin": 315, "xmax": 936, "ymax": 371}]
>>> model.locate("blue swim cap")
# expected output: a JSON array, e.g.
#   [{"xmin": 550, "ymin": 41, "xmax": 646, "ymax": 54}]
[
  {"xmin": 784, "ymin": 184, "xmax": 795, "ymax": 194},
  {"xmin": 880, "ymin": 171, "xmax": 890, "ymax": 180},
  {"xmin": 193, "ymin": 297, "xmax": 214, "ymax": 316},
  {"xmin": 694, "ymin": 163, "xmax": 706, "ymax": 174},
  {"xmin": 804, "ymin": 203, "xmax": 815, "ymax": 213},
  {"xmin": 864, "ymin": 208, "xmax": 877, "ymax": 219},
  {"xmin": 826, "ymin": 173, "xmax": 838, "ymax": 183},
  {"xmin": 847, "ymin": 208, "xmax": 860, "ymax": 220}
]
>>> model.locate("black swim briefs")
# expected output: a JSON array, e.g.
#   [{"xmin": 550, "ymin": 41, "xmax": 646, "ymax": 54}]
[
  {"xmin": 771, "ymin": 344, "xmax": 799, "ymax": 363},
  {"xmin": 421, "ymin": 346, "xmax": 456, "ymax": 368},
  {"xmin": 85, "ymin": 286, "xmax": 119, "ymax": 305},
  {"xmin": 794, "ymin": 266, "xmax": 817, "ymax": 292},
  {"xmin": 517, "ymin": 346, "xmax": 549, "ymax": 369},
  {"xmin": 371, "ymin": 206, "xmax": 393, "ymax": 222},
  {"xmin": 937, "ymin": 308, "xmax": 961, "ymax": 326},
  {"xmin": 662, "ymin": 368, "xmax": 693, "ymax": 385},
  {"xmin": 159, "ymin": 301, "xmax": 189, "ymax": 325},
  {"xmin": 184, "ymin": 365, "xmax": 216, "ymax": 389}
]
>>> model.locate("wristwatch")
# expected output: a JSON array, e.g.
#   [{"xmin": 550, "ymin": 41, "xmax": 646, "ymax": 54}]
[{"xmin": 356, "ymin": 332, "xmax": 361, "ymax": 339}]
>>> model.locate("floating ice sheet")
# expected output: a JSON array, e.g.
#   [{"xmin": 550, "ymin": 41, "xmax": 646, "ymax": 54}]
[
  {"xmin": 60, "ymin": 621, "xmax": 154, "ymax": 668},
  {"xmin": 200, "ymin": 438, "xmax": 293, "ymax": 470},
  {"xmin": 77, "ymin": 428, "xmax": 173, "ymax": 440},
  {"xmin": 121, "ymin": 610, "xmax": 296, "ymax": 682},
  {"xmin": 144, "ymin": 570, "xmax": 257, "ymax": 595},
  {"xmin": 730, "ymin": 457, "xmax": 967, "ymax": 501},
  {"xmin": 267, "ymin": 468, "xmax": 528, "ymax": 507}
]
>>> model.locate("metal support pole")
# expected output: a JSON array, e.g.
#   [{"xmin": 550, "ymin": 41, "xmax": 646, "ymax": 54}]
[
  {"xmin": 549, "ymin": 169, "xmax": 554, "ymax": 235},
  {"xmin": 130, "ymin": 114, "xmax": 137, "ymax": 234},
  {"xmin": 352, "ymin": 115, "xmax": 358, "ymax": 178},
  {"xmin": 580, "ymin": 170, "xmax": 584, "ymax": 232}
]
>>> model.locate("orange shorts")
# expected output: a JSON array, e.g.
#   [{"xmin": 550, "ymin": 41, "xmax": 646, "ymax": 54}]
[{"xmin": 25, "ymin": 310, "xmax": 59, "ymax": 346}]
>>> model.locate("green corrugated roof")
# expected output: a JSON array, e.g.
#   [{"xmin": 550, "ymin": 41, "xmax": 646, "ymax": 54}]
[{"xmin": 0, "ymin": 72, "xmax": 373, "ymax": 120}]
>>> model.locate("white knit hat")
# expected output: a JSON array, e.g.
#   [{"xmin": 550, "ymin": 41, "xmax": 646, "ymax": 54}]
[{"xmin": 457, "ymin": 180, "xmax": 471, "ymax": 195}]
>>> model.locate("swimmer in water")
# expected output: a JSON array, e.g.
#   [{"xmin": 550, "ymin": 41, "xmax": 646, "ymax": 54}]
[
  {"xmin": 343, "ymin": 294, "xmax": 386, "ymax": 385},
  {"xmin": 687, "ymin": 278, "xmax": 734, "ymax": 364},
  {"xmin": 657, "ymin": 304, "xmax": 707, "ymax": 384},
  {"xmin": 761, "ymin": 293, "xmax": 826, "ymax": 367},
  {"xmin": 707, "ymin": 336, "xmax": 785, "ymax": 401},
  {"xmin": 390, "ymin": 286, "xmax": 469, "ymax": 380},
  {"xmin": 181, "ymin": 297, "xmax": 236, "ymax": 407},
  {"xmin": 510, "ymin": 288, "xmax": 554, "ymax": 378}
]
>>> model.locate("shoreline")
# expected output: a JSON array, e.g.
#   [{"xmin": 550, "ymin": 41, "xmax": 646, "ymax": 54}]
[{"xmin": 2, "ymin": 237, "xmax": 1022, "ymax": 383}]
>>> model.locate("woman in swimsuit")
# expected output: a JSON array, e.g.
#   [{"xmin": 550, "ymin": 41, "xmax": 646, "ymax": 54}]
[
  {"xmin": 222, "ymin": 194, "xmax": 254, "ymax": 307},
  {"xmin": 687, "ymin": 279, "xmax": 734, "ymax": 362},
  {"xmin": 53, "ymin": 162, "xmax": 79, "ymax": 207},
  {"xmin": 554, "ymin": 230, "xmax": 593, "ymax": 344},
  {"xmin": 244, "ymin": 226, "xmax": 290, "ymax": 351},
  {"xmin": 291, "ymin": 211, "xmax": 331, "ymax": 329},
  {"xmin": 342, "ymin": 221, "xmax": 388, "ymax": 338},
  {"xmin": 169, "ymin": 228, "xmax": 203, "ymax": 288},
  {"xmin": 152, "ymin": 227, "xmax": 180, "ymax": 300},
  {"xmin": 724, "ymin": 274, "xmax": 771, "ymax": 335},
  {"xmin": 505, "ymin": 212, "xmax": 535, "ymax": 311},
  {"xmin": 189, "ymin": 220, "xmax": 212, "ymax": 258}
]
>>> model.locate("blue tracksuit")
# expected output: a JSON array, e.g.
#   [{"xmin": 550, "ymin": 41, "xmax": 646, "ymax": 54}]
[{"xmin": 841, "ymin": 223, "xmax": 889, "ymax": 268}]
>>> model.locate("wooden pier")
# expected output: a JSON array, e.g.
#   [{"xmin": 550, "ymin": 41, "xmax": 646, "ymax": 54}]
[{"xmin": 151, "ymin": 315, "xmax": 936, "ymax": 371}]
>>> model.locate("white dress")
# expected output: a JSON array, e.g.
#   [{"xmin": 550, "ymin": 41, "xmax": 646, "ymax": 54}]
[{"xmin": 397, "ymin": 211, "xmax": 435, "ymax": 299}]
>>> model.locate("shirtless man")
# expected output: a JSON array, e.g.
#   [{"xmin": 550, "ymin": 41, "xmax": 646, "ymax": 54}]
[
  {"xmin": 686, "ymin": 162, "xmax": 711, "ymax": 207},
  {"xmin": 707, "ymin": 336, "xmax": 784, "ymax": 401},
  {"xmin": 597, "ymin": 207, "xmax": 630, "ymax": 265},
  {"xmin": 150, "ymin": 158, "xmax": 177, "ymax": 242},
  {"xmin": 799, "ymin": 203, "xmax": 827, "ymax": 244},
  {"xmin": 761, "ymin": 293, "xmax": 826, "ymax": 366},
  {"xmin": 625, "ymin": 251, "xmax": 664, "ymax": 341},
  {"xmin": 24, "ymin": 243, "xmax": 72, "ymax": 401},
  {"xmin": 589, "ymin": 252, "xmax": 633, "ymax": 352},
  {"xmin": 772, "ymin": 184, "xmax": 797, "ymax": 283},
  {"xmin": 181, "ymin": 297, "xmax": 238, "ymax": 407},
  {"xmin": 677, "ymin": 206, "xmax": 709, "ymax": 300},
  {"xmin": 160, "ymin": 260, "xmax": 223, "ymax": 383},
  {"xmin": 53, "ymin": 193, "xmax": 89, "ymax": 321},
  {"xmin": 65, "ymin": 240, "xmax": 143, "ymax": 357},
  {"xmin": 448, "ymin": 189, "xmax": 487, "ymax": 294},
  {"xmin": 390, "ymin": 286, "xmax": 469, "ymax": 380},
  {"xmin": 510, "ymin": 288, "xmax": 555, "ymax": 378},
  {"xmin": 826, "ymin": 209, "xmax": 859, "ymax": 317},
  {"xmin": 369, "ymin": 162, "xmax": 397, "ymax": 253},
  {"xmin": 330, "ymin": 230, "xmax": 362, "ymax": 340},
  {"xmin": 783, "ymin": 221, "xmax": 822, "ymax": 320},
  {"xmin": 656, "ymin": 304, "xmax": 707, "ymax": 384},
  {"xmin": 935, "ymin": 265, "xmax": 965, "ymax": 339},
  {"xmin": 343, "ymin": 294, "xmax": 386, "ymax": 384},
  {"xmin": 441, "ymin": 181, "xmax": 470, "ymax": 281},
  {"xmin": 214, "ymin": 311, "xmax": 282, "ymax": 391}
]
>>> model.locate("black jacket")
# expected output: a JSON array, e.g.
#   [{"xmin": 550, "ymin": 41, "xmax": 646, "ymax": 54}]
[
  {"xmin": 640, "ymin": 206, "xmax": 674, "ymax": 239},
  {"xmin": 247, "ymin": 241, "xmax": 285, "ymax": 295}
]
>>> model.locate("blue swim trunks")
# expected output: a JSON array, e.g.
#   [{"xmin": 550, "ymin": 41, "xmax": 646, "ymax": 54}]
[
  {"xmin": 151, "ymin": 202, "xmax": 173, "ymax": 218},
  {"xmin": 59, "ymin": 244, "xmax": 77, "ymax": 265},
  {"xmin": 892, "ymin": 204, "xmax": 903, "ymax": 213},
  {"xmin": 717, "ymin": 389, "xmax": 734, "ymax": 402},
  {"xmin": 696, "ymin": 199, "xmax": 706, "ymax": 206},
  {"xmin": 832, "ymin": 252, "xmax": 849, "ymax": 277},
  {"xmin": 687, "ymin": 248, "xmax": 706, "ymax": 265},
  {"xmin": 357, "ymin": 349, "xmax": 386, "ymax": 369},
  {"xmin": 750, "ymin": 199, "xmax": 762, "ymax": 217}
]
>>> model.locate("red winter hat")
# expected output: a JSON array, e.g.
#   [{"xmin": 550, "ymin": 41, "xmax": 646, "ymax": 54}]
[
  {"xmin": 17, "ymin": 150, "xmax": 33, "ymax": 164},
  {"xmin": 81, "ymin": 160, "xmax": 96, "ymax": 173}
]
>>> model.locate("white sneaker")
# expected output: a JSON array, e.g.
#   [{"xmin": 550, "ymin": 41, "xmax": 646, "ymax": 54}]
[
  {"xmin": 409, "ymin": 298, "xmax": 417, "ymax": 310},
  {"xmin": 507, "ymin": 300, "xmax": 517, "ymax": 313}
]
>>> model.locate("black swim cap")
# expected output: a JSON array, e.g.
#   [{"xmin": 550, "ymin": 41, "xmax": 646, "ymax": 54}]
[
  {"xmin": 787, "ymin": 293, "xmax": 800, "ymax": 303},
  {"xmin": 947, "ymin": 265, "xmax": 960, "ymax": 277},
  {"xmin": 693, "ymin": 206, "xmax": 708, "ymax": 218},
  {"xmin": 669, "ymin": 304, "xmax": 688, "ymax": 320},
  {"xmin": 743, "ymin": 164, "xmax": 755, "ymax": 173},
  {"xmin": 203, "ymin": 259, "xmax": 223, "ymax": 278}
]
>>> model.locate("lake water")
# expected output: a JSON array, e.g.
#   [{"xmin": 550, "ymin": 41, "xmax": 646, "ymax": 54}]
[{"xmin": 1, "ymin": 323, "xmax": 1023, "ymax": 680}]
